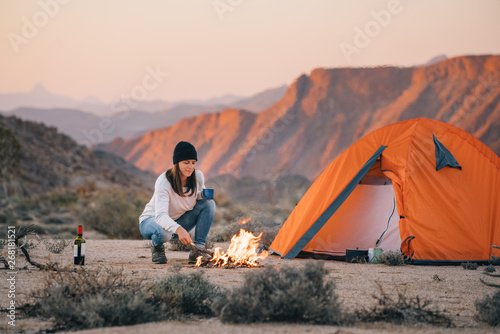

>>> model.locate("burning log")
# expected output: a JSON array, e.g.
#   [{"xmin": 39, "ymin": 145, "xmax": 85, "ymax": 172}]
[{"xmin": 195, "ymin": 228, "xmax": 269, "ymax": 268}]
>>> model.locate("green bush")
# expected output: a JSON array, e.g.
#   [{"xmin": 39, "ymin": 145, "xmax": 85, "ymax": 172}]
[
  {"xmin": 212, "ymin": 261, "xmax": 342, "ymax": 324},
  {"xmin": 475, "ymin": 289, "xmax": 500, "ymax": 326},
  {"xmin": 79, "ymin": 189, "xmax": 147, "ymax": 239}
]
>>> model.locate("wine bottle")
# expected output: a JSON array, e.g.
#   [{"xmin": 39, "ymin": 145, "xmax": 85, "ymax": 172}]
[{"xmin": 74, "ymin": 225, "xmax": 86, "ymax": 265}]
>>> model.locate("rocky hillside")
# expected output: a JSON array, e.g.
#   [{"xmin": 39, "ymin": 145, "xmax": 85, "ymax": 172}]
[
  {"xmin": 99, "ymin": 55, "xmax": 500, "ymax": 180},
  {"xmin": 0, "ymin": 114, "xmax": 155, "ymax": 196}
]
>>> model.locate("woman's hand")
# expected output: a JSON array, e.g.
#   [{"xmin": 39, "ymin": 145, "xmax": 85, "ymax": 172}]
[{"xmin": 175, "ymin": 226, "xmax": 193, "ymax": 245}]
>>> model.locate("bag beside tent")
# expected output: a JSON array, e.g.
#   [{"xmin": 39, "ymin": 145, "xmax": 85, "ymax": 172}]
[{"xmin": 270, "ymin": 118, "xmax": 500, "ymax": 264}]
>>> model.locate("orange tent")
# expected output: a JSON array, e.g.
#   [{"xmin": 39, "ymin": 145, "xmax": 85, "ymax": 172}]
[{"xmin": 270, "ymin": 118, "xmax": 500, "ymax": 264}]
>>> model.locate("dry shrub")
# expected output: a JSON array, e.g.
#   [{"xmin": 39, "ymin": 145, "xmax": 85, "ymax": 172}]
[
  {"xmin": 29, "ymin": 266, "xmax": 220, "ymax": 330},
  {"xmin": 461, "ymin": 262, "xmax": 479, "ymax": 270},
  {"xmin": 475, "ymin": 289, "xmax": 500, "ymax": 326},
  {"xmin": 151, "ymin": 271, "xmax": 221, "ymax": 316},
  {"xmin": 490, "ymin": 256, "xmax": 500, "ymax": 265},
  {"xmin": 42, "ymin": 234, "xmax": 72, "ymax": 254},
  {"xmin": 29, "ymin": 266, "xmax": 161, "ymax": 330},
  {"xmin": 355, "ymin": 284, "xmax": 453, "ymax": 327},
  {"xmin": 209, "ymin": 221, "xmax": 242, "ymax": 242},
  {"xmin": 208, "ymin": 197, "xmax": 285, "ymax": 244},
  {"xmin": 483, "ymin": 265, "xmax": 496, "ymax": 273},
  {"xmin": 376, "ymin": 250, "xmax": 404, "ymax": 266},
  {"xmin": 212, "ymin": 261, "xmax": 342, "ymax": 324}
]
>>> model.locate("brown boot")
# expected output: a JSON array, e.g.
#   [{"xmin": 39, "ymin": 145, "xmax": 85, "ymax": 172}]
[{"xmin": 151, "ymin": 244, "xmax": 167, "ymax": 264}]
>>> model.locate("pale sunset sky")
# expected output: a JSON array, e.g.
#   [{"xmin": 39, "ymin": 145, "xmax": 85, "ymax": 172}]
[{"xmin": 1, "ymin": 0, "xmax": 499, "ymax": 102}]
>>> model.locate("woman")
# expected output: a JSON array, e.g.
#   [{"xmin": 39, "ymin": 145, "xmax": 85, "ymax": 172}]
[{"xmin": 139, "ymin": 141, "xmax": 216, "ymax": 264}]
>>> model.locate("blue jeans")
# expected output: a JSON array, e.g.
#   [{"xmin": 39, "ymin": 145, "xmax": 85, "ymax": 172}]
[{"xmin": 139, "ymin": 199, "xmax": 215, "ymax": 247}]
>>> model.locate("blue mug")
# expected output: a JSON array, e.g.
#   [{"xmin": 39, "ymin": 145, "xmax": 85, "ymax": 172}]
[{"xmin": 202, "ymin": 188, "xmax": 214, "ymax": 199}]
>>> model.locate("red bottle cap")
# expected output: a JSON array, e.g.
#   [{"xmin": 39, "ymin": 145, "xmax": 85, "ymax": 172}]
[{"xmin": 78, "ymin": 225, "xmax": 83, "ymax": 235}]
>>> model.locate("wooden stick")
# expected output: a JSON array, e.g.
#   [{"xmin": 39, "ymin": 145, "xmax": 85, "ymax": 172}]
[
  {"xmin": 14, "ymin": 224, "xmax": 61, "ymax": 271},
  {"xmin": 189, "ymin": 243, "xmax": 214, "ymax": 257}
]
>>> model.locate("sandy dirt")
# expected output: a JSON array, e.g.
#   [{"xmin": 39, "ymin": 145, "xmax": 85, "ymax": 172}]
[{"xmin": 1, "ymin": 238, "xmax": 499, "ymax": 334}]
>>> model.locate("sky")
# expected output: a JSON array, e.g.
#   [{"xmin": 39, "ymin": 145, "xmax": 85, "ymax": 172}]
[{"xmin": 1, "ymin": 0, "xmax": 499, "ymax": 103}]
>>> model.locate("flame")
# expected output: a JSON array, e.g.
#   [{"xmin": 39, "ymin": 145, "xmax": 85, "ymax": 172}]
[
  {"xmin": 196, "ymin": 229, "xmax": 268, "ymax": 268},
  {"xmin": 238, "ymin": 216, "xmax": 252, "ymax": 225}
]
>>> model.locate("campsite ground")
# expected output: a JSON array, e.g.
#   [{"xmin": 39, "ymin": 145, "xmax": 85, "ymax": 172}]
[{"xmin": 2, "ymin": 237, "xmax": 499, "ymax": 333}]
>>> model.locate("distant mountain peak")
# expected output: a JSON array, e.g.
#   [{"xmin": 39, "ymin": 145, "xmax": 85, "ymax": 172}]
[
  {"xmin": 421, "ymin": 54, "xmax": 448, "ymax": 66},
  {"xmin": 81, "ymin": 95, "xmax": 104, "ymax": 105},
  {"xmin": 30, "ymin": 83, "xmax": 49, "ymax": 95}
]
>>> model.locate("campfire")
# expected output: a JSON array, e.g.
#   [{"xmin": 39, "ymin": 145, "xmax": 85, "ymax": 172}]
[{"xmin": 195, "ymin": 227, "xmax": 269, "ymax": 268}]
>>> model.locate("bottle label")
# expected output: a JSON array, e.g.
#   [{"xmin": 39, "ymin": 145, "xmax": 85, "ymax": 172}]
[{"xmin": 74, "ymin": 244, "xmax": 86, "ymax": 257}]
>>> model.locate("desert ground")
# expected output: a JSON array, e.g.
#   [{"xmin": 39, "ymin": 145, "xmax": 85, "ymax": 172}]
[{"xmin": 1, "ymin": 235, "xmax": 499, "ymax": 334}]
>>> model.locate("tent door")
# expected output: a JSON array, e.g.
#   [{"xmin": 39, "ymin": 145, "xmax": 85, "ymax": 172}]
[{"xmin": 302, "ymin": 182, "xmax": 401, "ymax": 257}]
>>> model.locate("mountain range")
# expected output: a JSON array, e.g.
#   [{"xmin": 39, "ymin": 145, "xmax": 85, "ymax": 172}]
[
  {"xmin": 0, "ymin": 83, "xmax": 287, "ymax": 114},
  {"xmin": 0, "ymin": 85, "xmax": 287, "ymax": 145},
  {"xmin": 98, "ymin": 55, "xmax": 500, "ymax": 181}
]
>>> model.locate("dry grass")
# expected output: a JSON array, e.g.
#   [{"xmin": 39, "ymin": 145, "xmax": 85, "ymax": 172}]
[
  {"xmin": 376, "ymin": 250, "xmax": 404, "ymax": 266},
  {"xmin": 27, "ymin": 265, "xmax": 221, "ymax": 330},
  {"xmin": 353, "ymin": 284, "xmax": 453, "ymax": 327},
  {"xmin": 461, "ymin": 262, "xmax": 479, "ymax": 270}
]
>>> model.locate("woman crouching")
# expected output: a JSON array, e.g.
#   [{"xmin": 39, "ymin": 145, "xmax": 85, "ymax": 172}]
[{"xmin": 138, "ymin": 141, "xmax": 215, "ymax": 264}]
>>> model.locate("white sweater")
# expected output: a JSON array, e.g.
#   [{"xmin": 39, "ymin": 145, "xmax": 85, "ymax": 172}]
[{"xmin": 139, "ymin": 170, "xmax": 205, "ymax": 233}]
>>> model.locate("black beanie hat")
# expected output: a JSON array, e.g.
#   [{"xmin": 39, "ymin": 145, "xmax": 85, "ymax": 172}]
[{"xmin": 173, "ymin": 141, "xmax": 197, "ymax": 165}]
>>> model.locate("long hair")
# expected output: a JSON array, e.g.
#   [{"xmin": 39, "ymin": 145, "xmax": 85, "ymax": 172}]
[{"xmin": 165, "ymin": 164, "xmax": 197, "ymax": 197}]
